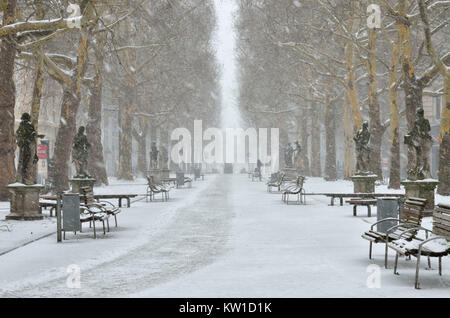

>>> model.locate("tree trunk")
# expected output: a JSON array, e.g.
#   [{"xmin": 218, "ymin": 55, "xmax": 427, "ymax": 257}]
[
  {"xmin": 344, "ymin": 0, "xmax": 363, "ymax": 134},
  {"xmin": 296, "ymin": 112, "xmax": 310, "ymax": 176},
  {"xmin": 0, "ymin": 0, "xmax": 17, "ymax": 200},
  {"xmin": 388, "ymin": 32, "xmax": 401, "ymax": 189},
  {"xmin": 344, "ymin": 96, "xmax": 355, "ymax": 179},
  {"xmin": 30, "ymin": 0, "xmax": 45, "ymax": 130},
  {"xmin": 438, "ymin": 76, "xmax": 450, "ymax": 195},
  {"xmin": 136, "ymin": 135, "xmax": 147, "ymax": 177},
  {"xmin": 86, "ymin": 33, "xmax": 108, "ymax": 185},
  {"xmin": 416, "ymin": 0, "xmax": 449, "ymax": 194},
  {"xmin": 310, "ymin": 100, "xmax": 321, "ymax": 177},
  {"xmin": 52, "ymin": 89, "xmax": 79, "ymax": 192},
  {"xmin": 324, "ymin": 96, "xmax": 337, "ymax": 181},
  {"xmin": 398, "ymin": 0, "xmax": 422, "ymax": 173},
  {"xmin": 29, "ymin": 54, "xmax": 44, "ymax": 184},
  {"xmin": 367, "ymin": 28, "xmax": 382, "ymax": 178},
  {"xmin": 52, "ymin": 26, "xmax": 90, "ymax": 192},
  {"xmin": 117, "ymin": 89, "xmax": 134, "ymax": 180},
  {"xmin": 135, "ymin": 118, "xmax": 148, "ymax": 177}
]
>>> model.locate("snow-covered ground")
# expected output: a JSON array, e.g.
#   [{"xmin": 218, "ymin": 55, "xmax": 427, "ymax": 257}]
[{"xmin": 0, "ymin": 175, "xmax": 449, "ymax": 297}]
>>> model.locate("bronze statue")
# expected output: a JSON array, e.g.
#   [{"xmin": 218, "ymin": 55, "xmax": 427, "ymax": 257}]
[
  {"xmin": 284, "ymin": 143, "xmax": 294, "ymax": 168},
  {"xmin": 72, "ymin": 126, "xmax": 91, "ymax": 178},
  {"xmin": 354, "ymin": 121, "xmax": 371, "ymax": 174},
  {"xmin": 159, "ymin": 145, "xmax": 168, "ymax": 169},
  {"xmin": 16, "ymin": 113, "xmax": 39, "ymax": 184},
  {"xmin": 292, "ymin": 141, "xmax": 302, "ymax": 168},
  {"xmin": 150, "ymin": 142, "xmax": 159, "ymax": 169},
  {"xmin": 404, "ymin": 108, "xmax": 433, "ymax": 180}
]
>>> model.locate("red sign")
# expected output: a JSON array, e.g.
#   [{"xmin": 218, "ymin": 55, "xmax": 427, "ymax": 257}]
[{"xmin": 37, "ymin": 144, "xmax": 48, "ymax": 159}]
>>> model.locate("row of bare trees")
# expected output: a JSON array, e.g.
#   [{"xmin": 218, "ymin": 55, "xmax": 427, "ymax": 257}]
[
  {"xmin": 0, "ymin": 0, "xmax": 220, "ymax": 199},
  {"xmin": 236, "ymin": 0, "xmax": 449, "ymax": 194}
]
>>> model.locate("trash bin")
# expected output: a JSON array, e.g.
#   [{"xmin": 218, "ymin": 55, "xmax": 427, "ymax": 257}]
[
  {"xmin": 376, "ymin": 197, "xmax": 399, "ymax": 233},
  {"xmin": 62, "ymin": 193, "xmax": 81, "ymax": 233},
  {"xmin": 194, "ymin": 168, "xmax": 201, "ymax": 180},
  {"xmin": 176, "ymin": 172, "xmax": 185, "ymax": 187}
]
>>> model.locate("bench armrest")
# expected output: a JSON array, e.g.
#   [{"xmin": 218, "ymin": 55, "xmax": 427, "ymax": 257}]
[
  {"xmin": 395, "ymin": 226, "xmax": 431, "ymax": 240},
  {"xmin": 98, "ymin": 199, "xmax": 117, "ymax": 208},
  {"xmin": 417, "ymin": 236, "xmax": 450, "ymax": 255},
  {"xmin": 370, "ymin": 218, "xmax": 401, "ymax": 230},
  {"xmin": 385, "ymin": 221, "xmax": 426, "ymax": 235},
  {"xmin": 82, "ymin": 203, "xmax": 108, "ymax": 213}
]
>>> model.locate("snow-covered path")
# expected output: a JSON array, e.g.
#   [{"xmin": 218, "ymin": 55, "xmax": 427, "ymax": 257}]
[
  {"xmin": 134, "ymin": 175, "xmax": 450, "ymax": 297},
  {"xmin": 0, "ymin": 175, "xmax": 449, "ymax": 297},
  {"xmin": 0, "ymin": 175, "xmax": 233, "ymax": 297}
]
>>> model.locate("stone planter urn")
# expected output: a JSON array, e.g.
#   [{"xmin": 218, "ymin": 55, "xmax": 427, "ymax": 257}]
[
  {"xmin": 69, "ymin": 177, "xmax": 96, "ymax": 194},
  {"xmin": 401, "ymin": 179, "xmax": 439, "ymax": 216},
  {"xmin": 352, "ymin": 174, "xmax": 378, "ymax": 193}
]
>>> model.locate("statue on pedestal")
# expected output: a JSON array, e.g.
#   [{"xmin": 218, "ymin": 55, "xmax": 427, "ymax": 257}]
[
  {"xmin": 16, "ymin": 113, "xmax": 40, "ymax": 185},
  {"xmin": 284, "ymin": 143, "xmax": 294, "ymax": 168},
  {"xmin": 72, "ymin": 126, "xmax": 91, "ymax": 178},
  {"xmin": 354, "ymin": 121, "xmax": 371, "ymax": 175},
  {"xmin": 6, "ymin": 113, "xmax": 44, "ymax": 220},
  {"xmin": 404, "ymin": 108, "xmax": 433, "ymax": 180},
  {"xmin": 150, "ymin": 142, "xmax": 159, "ymax": 169},
  {"xmin": 292, "ymin": 141, "xmax": 302, "ymax": 169}
]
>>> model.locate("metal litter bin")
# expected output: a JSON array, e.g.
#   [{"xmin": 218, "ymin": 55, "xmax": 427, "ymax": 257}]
[
  {"xmin": 62, "ymin": 193, "xmax": 81, "ymax": 233},
  {"xmin": 376, "ymin": 197, "xmax": 399, "ymax": 233},
  {"xmin": 176, "ymin": 172, "xmax": 185, "ymax": 187}
]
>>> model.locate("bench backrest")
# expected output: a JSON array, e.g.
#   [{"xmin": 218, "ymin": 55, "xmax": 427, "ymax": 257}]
[
  {"xmin": 433, "ymin": 204, "xmax": 450, "ymax": 238},
  {"xmin": 296, "ymin": 176, "xmax": 305, "ymax": 188},
  {"xmin": 400, "ymin": 197, "xmax": 427, "ymax": 226}
]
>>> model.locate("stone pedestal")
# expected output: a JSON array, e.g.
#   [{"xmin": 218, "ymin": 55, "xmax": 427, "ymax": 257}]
[
  {"xmin": 149, "ymin": 169, "xmax": 168, "ymax": 183},
  {"xmin": 69, "ymin": 177, "xmax": 96, "ymax": 194},
  {"xmin": 5, "ymin": 183, "xmax": 44, "ymax": 220},
  {"xmin": 352, "ymin": 175, "xmax": 377, "ymax": 193},
  {"xmin": 401, "ymin": 180, "xmax": 439, "ymax": 215}
]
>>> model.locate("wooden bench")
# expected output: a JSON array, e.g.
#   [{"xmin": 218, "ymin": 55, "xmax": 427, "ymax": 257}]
[
  {"xmin": 361, "ymin": 197, "xmax": 427, "ymax": 268},
  {"xmin": 81, "ymin": 187, "xmax": 121, "ymax": 228},
  {"xmin": 388, "ymin": 203, "xmax": 450, "ymax": 289},
  {"xmin": 41, "ymin": 194, "xmax": 137, "ymax": 208},
  {"xmin": 0, "ymin": 224, "xmax": 11, "ymax": 232},
  {"xmin": 303, "ymin": 193, "xmax": 405, "ymax": 206},
  {"xmin": 281, "ymin": 176, "xmax": 306, "ymax": 205},
  {"xmin": 161, "ymin": 177, "xmax": 177, "ymax": 186},
  {"xmin": 93, "ymin": 194, "xmax": 137, "ymax": 208},
  {"xmin": 77, "ymin": 204, "xmax": 109, "ymax": 239},
  {"xmin": 39, "ymin": 201, "xmax": 57, "ymax": 216},
  {"xmin": 60, "ymin": 191, "xmax": 110, "ymax": 240},
  {"xmin": 267, "ymin": 173, "xmax": 284, "ymax": 193},
  {"xmin": 146, "ymin": 176, "xmax": 170, "ymax": 202},
  {"xmin": 251, "ymin": 169, "xmax": 261, "ymax": 182},
  {"xmin": 346, "ymin": 199, "xmax": 377, "ymax": 217}
]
